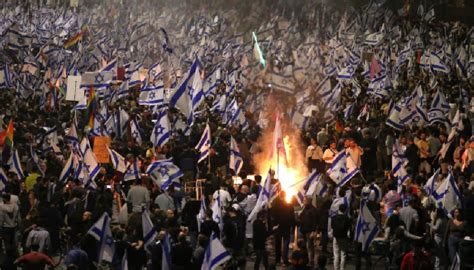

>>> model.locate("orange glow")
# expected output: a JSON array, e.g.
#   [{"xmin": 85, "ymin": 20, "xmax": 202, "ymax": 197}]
[{"xmin": 252, "ymin": 117, "xmax": 308, "ymax": 203}]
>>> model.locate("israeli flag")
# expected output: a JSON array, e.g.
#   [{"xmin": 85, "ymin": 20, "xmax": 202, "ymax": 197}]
[
  {"xmin": 203, "ymin": 67, "xmax": 221, "ymax": 97},
  {"xmin": 8, "ymin": 149, "xmax": 25, "ymax": 180},
  {"xmin": 201, "ymin": 233, "xmax": 231, "ymax": 270},
  {"xmin": 80, "ymin": 138, "xmax": 100, "ymax": 181},
  {"xmin": 150, "ymin": 111, "xmax": 171, "ymax": 148},
  {"xmin": 146, "ymin": 159, "xmax": 183, "ymax": 190},
  {"xmin": 424, "ymin": 168, "xmax": 440, "ymax": 196},
  {"xmin": 0, "ymin": 66, "xmax": 12, "ymax": 89},
  {"xmin": 433, "ymin": 171, "xmax": 461, "ymax": 216},
  {"xmin": 211, "ymin": 191, "xmax": 224, "ymax": 231},
  {"xmin": 428, "ymin": 91, "xmax": 450, "ymax": 126},
  {"xmin": 142, "ymin": 210, "xmax": 158, "ymax": 252},
  {"xmin": 0, "ymin": 168, "xmax": 8, "ymax": 193},
  {"xmin": 354, "ymin": 200, "xmax": 379, "ymax": 252},
  {"xmin": 336, "ymin": 65, "xmax": 356, "ymax": 80},
  {"xmin": 195, "ymin": 124, "xmax": 211, "ymax": 163},
  {"xmin": 306, "ymin": 171, "xmax": 327, "ymax": 197},
  {"xmin": 65, "ymin": 120, "xmax": 79, "ymax": 144},
  {"xmin": 197, "ymin": 195, "xmax": 207, "ymax": 231},
  {"xmin": 138, "ymin": 79, "xmax": 165, "ymax": 106},
  {"xmin": 327, "ymin": 151, "xmax": 359, "ymax": 188},
  {"xmin": 229, "ymin": 136, "xmax": 243, "ymax": 175},
  {"xmin": 430, "ymin": 52, "xmax": 450, "ymax": 74},
  {"xmin": 391, "ymin": 140, "xmax": 409, "ymax": 193},
  {"xmin": 130, "ymin": 118, "xmax": 143, "ymax": 145},
  {"xmin": 86, "ymin": 213, "xmax": 115, "ymax": 262},
  {"xmin": 169, "ymin": 59, "xmax": 200, "ymax": 125},
  {"xmin": 162, "ymin": 233, "xmax": 172, "ymax": 270},
  {"xmin": 81, "ymin": 71, "xmax": 114, "ymax": 91},
  {"xmin": 148, "ymin": 62, "xmax": 163, "ymax": 83},
  {"xmin": 123, "ymin": 160, "xmax": 141, "ymax": 182},
  {"xmin": 107, "ymin": 148, "xmax": 127, "ymax": 173},
  {"xmin": 59, "ymin": 153, "xmax": 74, "ymax": 184},
  {"xmin": 115, "ymin": 109, "xmax": 130, "ymax": 138},
  {"xmin": 30, "ymin": 145, "xmax": 44, "ymax": 176},
  {"xmin": 248, "ymin": 169, "xmax": 272, "ymax": 222}
]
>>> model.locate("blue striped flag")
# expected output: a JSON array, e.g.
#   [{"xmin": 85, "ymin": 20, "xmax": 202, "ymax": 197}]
[
  {"xmin": 229, "ymin": 136, "xmax": 243, "ymax": 175},
  {"xmin": 354, "ymin": 200, "xmax": 379, "ymax": 251},
  {"xmin": 142, "ymin": 210, "xmax": 158, "ymax": 252},
  {"xmin": 150, "ymin": 111, "xmax": 171, "ymax": 148},
  {"xmin": 146, "ymin": 159, "xmax": 183, "ymax": 190},
  {"xmin": 86, "ymin": 213, "xmax": 115, "ymax": 262},
  {"xmin": 201, "ymin": 232, "xmax": 231, "ymax": 270},
  {"xmin": 8, "ymin": 149, "xmax": 25, "ymax": 179},
  {"xmin": 195, "ymin": 124, "xmax": 211, "ymax": 163}
]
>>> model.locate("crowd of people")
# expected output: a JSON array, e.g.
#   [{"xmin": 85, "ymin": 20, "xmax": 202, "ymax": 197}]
[{"xmin": 0, "ymin": 0, "xmax": 473, "ymax": 269}]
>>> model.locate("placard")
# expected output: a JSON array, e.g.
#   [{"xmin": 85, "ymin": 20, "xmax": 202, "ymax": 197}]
[{"xmin": 93, "ymin": 136, "xmax": 111, "ymax": 163}]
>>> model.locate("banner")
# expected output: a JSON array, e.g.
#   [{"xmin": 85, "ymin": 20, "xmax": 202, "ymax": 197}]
[{"xmin": 93, "ymin": 136, "xmax": 111, "ymax": 163}]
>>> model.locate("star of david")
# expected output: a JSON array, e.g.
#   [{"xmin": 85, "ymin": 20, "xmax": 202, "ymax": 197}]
[
  {"xmin": 154, "ymin": 125, "xmax": 165, "ymax": 136},
  {"xmin": 150, "ymin": 70, "xmax": 157, "ymax": 76},
  {"xmin": 158, "ymin": 165, "xmax": 169, "ymax": 177},
  {"xmin": 105, "ymin": 235, "xmax": 114, "ymax": 246},
  {"xmin": 428, "ymin": 112, "xmax": 437, "ymax": 118},
  {"xmin": 95, "ymin": 73, "xmax": 104, "ymax": 83},
  {"xmin": 360, "ymin": 220, "xmax": 371, "ymax": 234},
  {"xmin": 96, "ymin": 126, "xmax": 103, "ymax": 133},
  {"xmin": 148, "ymin": 91, "xmax": 156, "ymax": 99},
  {"xmin": 348, "ymin": 66, "xmax": 354, "ymax": 74},
  {"xmin": 281, "ymin": 79, "xmax": 287, "ymax": 85},
  {"xmin": 132, "ymin": 130, "xmax": 139, "ymax": 138}
]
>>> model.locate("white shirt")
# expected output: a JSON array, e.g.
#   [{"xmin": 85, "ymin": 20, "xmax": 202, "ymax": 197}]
[
  {"xmin": 212, "ymin": 189, "xmax": 232, "ymax": 209},
  {"xmin": 322, "ymin": 148, "xmax": 338, "ymax": 164}
]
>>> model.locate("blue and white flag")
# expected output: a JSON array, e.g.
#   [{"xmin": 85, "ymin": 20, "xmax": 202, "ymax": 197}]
[
  {"xmin": 433, "ymin": 171, "xmax": 461, "ymax": 216},
  {"xmin": 130, "ymin": 118, "xmax": 143, "ymax": 145},
  {"xmin": 123, "ymin": 160, "xmax": 141, "ymax": 182},
  {"xmin": 65, "ymin": 120, "xmax": 79, "ymax": 144},
  {"xmin": 306, "ymin": 171, "xmax": 327, "ymax": 197},
  {"xmin": 114, "ymin": 109, "xmax": 130, "ymax": 138},
  {"xmin": 59, "ymin": 153, "xmax": 74, "ymax": 184},
  {"xmin": 87, "ymin": 212, "xmax": 115, "ymax": 262},
  {"xmin": 327, "ymin": 151, "xmax": 359, "ymax": 188},
  {"xmin": 247, "ymin": 169, "xmax": 272, "ymax": 222},
  {"xmin": 142, "ymin": 210, "xmax": 158, "ymax": 252},
  {"xmin": 229, "ymin": 136, "xmax": 243, "ymax": 175},
  {"xmin": 148, "ymin": 62, "xmax": 162, "ymax": 82},
  {"xmin": 355, "ymin": 200, "xmax": 379, "ymax": 251},
  {"xmin": 107, "ymin": 148, "xmax": 127, "ymax": 173},
  {"xmin": 440, "ymin": 110, "xmax": 464, "ymax": 159},
  {"xmin": 203, "ymin": 67, "xmax": 221, "ymax": 97},
  {"xmin": 146, "ymin": 159, "xmax": 183, "ymax": 190},
  {"xmin": 268, "ymin": 72, "xmax": 295, "ymax": 93},
  {"xmin": 201, "ymin": 233, "xmax": 231, "ymax": 270},
  {"xmin": 169, "ymin": 59, "xmax": 200, "ymax": 124},
  {"xmin": 423, "ymin": 168, "xmax": 440, "ymax": 196},
  {"xmin": 79, "ymin": 138, "xmax": 100, "ymax": 181},
  {"xmin": 121, "ymin": 251, "xmax": 128, "ymax": 270},
  {"xmin": 8, "ymin": 149, "xmax": 25, "ymax": 180},
  {"xmin": 81, "ymin": 71, "xmax": 114, "ymax": 91},
  {"xmin": 337, "ymin": 65, "xmax": 356, "ymax": 80},
  {"xmin": 391, "ymin": 139, "xmax": 409, "ymax": 193},
  {"xmin": 0, "ymin": 168, "xmax": 8, "ymax": 193},
  {"xmin": 196, "ymin": 124, "xmax": 211, "ymax": 163},
  {"xmin": 211, "ymin": 192, "xmax": 224, "ymax": 231},
  {"xmin": 197, "ymin": 194, "xmax": 207, "ymax": 231},
  {"xmin": 0, "ymin": 66, "xmax": 12, "ymax": 89},
  {"xmin": 138, "ymin": 79, "xmax": 165, "ymax": 106},
  {"xmin": 30, "ymin": 145, "xmax": 44, "ymax": 176},
  {"xmin": 430, "ymin": 52, "xmax": 449, "ymax": 74},
  {"xmin": 428, "ymin": 90, "xmax": 450, "ymax": 126},
  {"xmin": 150, "ymin": 111, "xmax": 171, "ymax": 148},
  {"xmin": 162, "ymin": 233, "xmax": 172, "ymax": 270}
]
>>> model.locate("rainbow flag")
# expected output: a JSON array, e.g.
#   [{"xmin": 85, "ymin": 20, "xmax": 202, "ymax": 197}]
[
  {"xmin": 0, "ymin": 119, "xmax": 14, "ymax": 147},
  {"xmin": 64, "ymin": 25, "xmax": 89, "ymax": 49}
]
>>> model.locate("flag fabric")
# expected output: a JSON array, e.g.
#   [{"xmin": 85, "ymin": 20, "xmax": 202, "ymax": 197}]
[
  {"xmin": 123, "ymin": 160, "xmax": 141, "ymax": 182},
  {"xmin": 162, "ymin": 233, "xmax": 172, "ymax": 270},
  {"xmin": 79, "ymin": 138, "xmax": 100, "ymax": 181},
  {"xmin": 428, "ymin": 90, "xmax": 450, "ymax": 126},
  {"xmin": 146, "ymin": 159, "xmax": 183, "ymax": 190},
  {"xmin": 370, "ymin": 55, "xmax": 382, "ymax": 79},
  {"xmin": 0, "ymin": 119, "xmax": 14, "ymax": 147},
  {"xmin": 138, "ymin": 79, "xmax": 165, "ymax": 106},
  {"xmin": 201, "ymin": 232, "xmax": 231, "ymax": 270},
  {"xmin": 327, "ymin": 151, "xmax": 359, "ymax": 188},
  {"xmin": 142, "ymin": 210, "xmax": 158, "ymax": 251},
  {"xmin": 269, "ymin": 113, "xmax": 288, "ymax": 164},
  {"xmin": 130, "ymin": 118, "xmax": 143, "ymax": 145},
  {"xmin": 150, "ymin": 111, "xmax": 171, "ymax": 148},
  {"xmin": 247, "ymin": 169, "xmax": 272, "ymax": 222},
  {"xmin": 229, "ymin": 136, "xmax": 243, "ymax": 175},
  {"xmin": 65, "ymin": 120, "xmax": 79, "ymax": 144},
  {"xmin": 268, "ymin": 72, "xmax": 295, "ymax": 93},
  {"xmin": 59, "ymin": 153, "xmax": 75, "ymax": 184},
  {"xmin": 354, "ymin": 200, "xmax": 379, "ymax": 252},
  {"xmin": 114, "ymin": 109, "xmax": 130, "ymax": 138},
  {"xmin": 252, "ymin": 32, "xmax": 266, "ymax": 68},
  {"xmin": 86, "ymin": 212, "xmax": 115, "ymax": 262},
  {"xmin": 107, "ymin": 148, "xmax": 127, "ymax": 173},
  {"xmin": 121, "ymin": 251, "xmax": 128, "ymax": 270},
  {"xmin": 433, "ymin": 171, "xmax": 461, "ymax": 215},
  {"xmin": 64, "ymin": 25, "xmax": 88, "ymax": 49},
  {"xmin": 439, "ymin": 110, "xmax": 464, "ymax": 159},
  {"xmin": 30, "ymin": 145, "xmax": 44, "ymax": 176},
  {"xmin": 0, "ymin": 66, "xmax": 12, "ymax": 89},
  {"xmin": 211, "ymin": 191, "xmax": 224, "ymax": 231},
  {"xmin": 305, "ymin": 171, "xmax": 327, "ymax": 197},
  {"xmin": 424, "ymin": 168, "xmax": 440, "ymax": 196},
  {"xmin": 0, "ymin": 168, "xmax": 8, "ymax": 193},
  {"xmin": 392, "ymin": 139, "xmax": 409, "ymax": 193},
  {"xmin": 197, "ymin": 194, "xmax": 207, "ymax": 231},
  {"xmin": 451, "ymin": 253, "xmax": 460, "ymax": 270},
  {"xmin": 195, "ymin": 124, "xmax": 211, "ymax": 163},
  {"xmin": 8, "ymin": 149, "xmax": 25, "ymax": 179}
]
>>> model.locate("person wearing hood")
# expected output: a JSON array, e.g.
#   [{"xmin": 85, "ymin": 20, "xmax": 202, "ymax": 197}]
[{"xmin": 0, "ymin": 193, "xmax": 21, "ymax": 251}]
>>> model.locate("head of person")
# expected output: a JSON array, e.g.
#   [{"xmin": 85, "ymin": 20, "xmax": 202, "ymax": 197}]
[
  {"xmin": 254, "ymin": 174, "xmax": 262, "ymax": 185},
  {"xmin": 453, "ymin": 208, "xmax": 462, "ymax": 220},
  {"xmin": 303, "ymin": 196, "xmax": 312, "ymax": 207},
  {"xmin": 166, "ymin": 209, "xmax": 175, "ymax": 219},
  {"xmin": 338, "ymin": 203, "xmax": 347, "ymax": 214},
  {"xmin": 82, "ymin": 211, "xmax": 92, "ymax": 222},
  {"xmin": 310, "ymin": 138, "xmax": 318, "ymax": 146},
  {"xmin": 329, "ymin": 140, "xmax": 336, "ymax": 149},
  {"xmin": 3, "ymin": 193, "xmax": 11, "ymax": 204},
  {"xmin": 197, "ymin": 234, "xmax": 209, "ymax": 248}
]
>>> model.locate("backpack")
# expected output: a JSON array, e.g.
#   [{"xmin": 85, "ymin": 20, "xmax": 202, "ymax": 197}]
[{"xmin": 332, "ymin": 214, "xmax": 349, "ymax": 239}]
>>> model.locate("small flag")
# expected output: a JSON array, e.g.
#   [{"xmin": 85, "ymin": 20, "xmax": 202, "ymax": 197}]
[
  {"xmin": 197, "ymin": 194, "xmax": 207, "ymax": 231},
  {"xmin": 229, "ymin": 136, "xmax": 243, "ymax": 175},
  {"xmin": 8, "ymin": 149, "xmax": 25, "ymax": 179},
  {"xmin": 162, "ymin": 233, "xmax": 172, "ymax": 270},
  {"xmin": 59, "ymin": 153, "xmax": 75, "ymax": 184},
  {"xmin": 248, "ymin": 169, "xmax": 272, "ymax": 222},
  {"xmin": 79, "ymin": 138, "xmax": 100, "ymax": 181},
  {"xmin": 0, "ymin": 168, "xmax": 8, "ymax": 193}
]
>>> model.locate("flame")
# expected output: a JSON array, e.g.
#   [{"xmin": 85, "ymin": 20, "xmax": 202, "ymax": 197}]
[{"xmin": 252, "ymin": 119, "xmax": 308, "ymax": 203}]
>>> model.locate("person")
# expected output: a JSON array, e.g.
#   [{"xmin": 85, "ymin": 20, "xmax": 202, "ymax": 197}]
[
  {"xmin": 298, "ymin": 196, "xmax": 318, "ymax": 266},
  {"xmin": 127, "ymin": 178, "xmax": 150, "ymax": 213},
  {"xmin": 322, "ymin": 140, "xmax": 338, "ymax": 170},
  {"xmin": 14, "ymin": 244, "xmax": 54, "ymax": 270},
  {"xmin": 430, "ymin": 208, "xmax": 447, "ymax": 270},
  {"xmin": 253, "ymin": 211, "xmax": 270, "ymax": 270},
  {"xmin": 315, "ymin": 254, "xmax": 328, "ymax": 270},
  {"xmin": 200, "ymin": 209, "xmax": 220, "ymax": 238},
  {"xmin": 399, "ymin": 198, "xmax": 419, "ymax": 234},
  {"xmin": 0, "ymin": 193, "xmax": 21, "ymax": 251},
  {"xmin": 25, "ymin": 224, "xmax": 51, "ymax": 254},
  {"xmin": 306, "ymin": 138, "xmax": 324, "ymax": 173},
  {"xmin": 331, "ymin": 204, "xmax": 351, "ymax": 270},
  {"xmin": 192, "ymin": 234, "xmax": 208, "ymax": 270},
  {"xmin": 271, "ymin": 191, "xmax": 295, "ymax": 265},
  {"xmin": 154, "ymin": 185, "xmax": 176, "ymax": 213},
  {"xmin": 212, "ymin": 182, "xmax": 232, "ymax": 209},
  {"xmin": 171, "ymin": 232, "xmax": 193, "ymax": 270},
  {"xmin": 415, "ymin": 132, "xmax": 431, "ymax": 174},
  {"xmin": 445, "ymin": 208, "xmax": 466, "ymax": 264},
  {"xmin": 290, "ymin": 239, "xmax": 308, "ymax": 270}
]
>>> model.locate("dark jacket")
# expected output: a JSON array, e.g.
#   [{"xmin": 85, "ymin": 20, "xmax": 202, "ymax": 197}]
[{"xmin": 299, "ymin": 205, "xmax": 318, "ymax": 234}]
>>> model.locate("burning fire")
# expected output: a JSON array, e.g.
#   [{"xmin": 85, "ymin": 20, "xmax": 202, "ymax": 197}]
[{"xmin": 252, "ymin": 116, "xmax": 308, "ymax": 203}]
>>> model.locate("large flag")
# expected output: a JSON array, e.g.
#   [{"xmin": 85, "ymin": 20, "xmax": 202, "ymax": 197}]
[
  {"xmin": 162, "ymin": 233, "xmax": 172, "ymax": 270},
  {"xmin": 142, "ymin": 210, "xmax": 158, "ymax": 252},
  {"xmin": 8, "ymin": 149, "xmax": 25, "ymax": 179},
  {"xmin": 107, "ymin": 148, "xmax": 127, "ymax": 173},
  {"xmin": 433, "ymin": 171, "xmax": 461, "ymax": 215},
  {"xmin": 296, "ymin": 171, "xmax": 322, "ymax": 206},
  {"xmin": 229, "ymin": 136, "xmax": 243, "ymax": 175},
  {"xmin": 0, "ymin": 119, "xmax": 14, "ymax": 147},
  {"xmin": 196, "ymin": 124, "xmax": 211, "ymax": 163},
  {"xmin": 354, "ymin": 200, "xmax": 379, "ymax": 251},
  {"xmin": 428, "ymin": 90, "xmax": 450, "ymax": 126},
  {"xmin": 87, "ymin": 213, "xmax": 115, "ymax": 262},
  {"xmin": 150, "ymin": 111, "xmax": 171, "ymax": 148},
  {"xmin": 146, "ymin": 159, "xmax": 183, "ymax": 190},
  {"xmin": 79, "ymin": 138, "xmax": 100, "ymax": 181},
  {"xmin": 201, "ymin": 232, "xmax": 231, "ymax": 270},
  {"xmin": 247, "ymin": 169, "xmax": 272, "ymax": 222},
  {"xmin": 138, "ymin": 79, "xmax": 165, "ymax": 106},
  {"xmin": 327, "ymin": 151, "xmax": 359, "ymax": 188}
]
